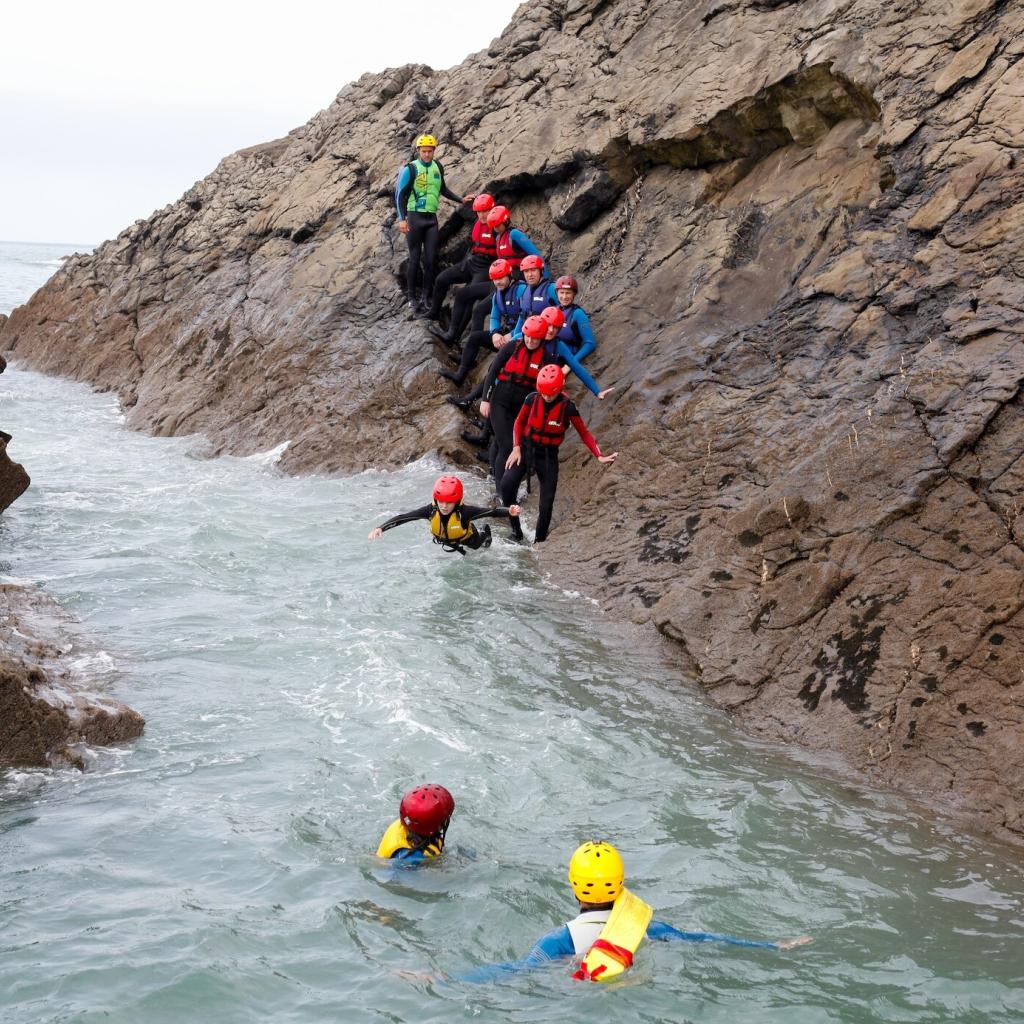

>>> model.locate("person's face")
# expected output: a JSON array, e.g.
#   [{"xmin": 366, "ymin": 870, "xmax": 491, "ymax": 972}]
[
  {"xmin": 545, "ymin": 324, "xmax": 558, "ymax": 340},
  {"xmin": 476, "ymin": 210, "xmax": 490, "ymax": 223},
  {"xmin": 524, "ymin": 268, "xmax": 542, "ymax": 286},
  {"xmin": 495, "ymin": 275, "xmax": 512, "ymax": 290},
  {"xmin": 436, "ymin": 499, "xmax": 456, "ymax": 514},
  {"xmin": 542, "ymin": 387, "xmax": 562, "ymax": 403},
  {"xmin": 556, "ymin": 287, "xmax": 575, "ymax": 306},
  {"xmin": 418, "ymin": 146, "xmax": 436, "ymax": 161},
  {"xmin": 524, "ymin": 334, "xmax": 542, "ymax": 350}
]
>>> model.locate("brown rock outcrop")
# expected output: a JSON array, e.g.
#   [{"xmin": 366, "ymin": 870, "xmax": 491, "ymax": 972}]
[
  {"xmin": 3, "ymin": 0, "xmax": 1023, "ymax": 842},
  {"xmin": 0, "ymin": 585, "xmax": 145, "ymax": 769},
  {"xmin": 0, "ymin": 431, "xmax": 30, "ymax": 513}
]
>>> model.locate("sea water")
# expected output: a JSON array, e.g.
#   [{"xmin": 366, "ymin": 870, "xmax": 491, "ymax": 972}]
[
  {"xmin": 0, "ymin": 240, "xmax": 93, "ymax": 317},
  {"xmin": 0, "ymin": 250, "xmax": 1022, "ymax": 1024}
]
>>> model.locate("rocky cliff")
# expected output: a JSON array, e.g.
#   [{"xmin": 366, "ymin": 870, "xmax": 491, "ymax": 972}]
[{"xmin": 3, "ymin": 0, "xmax": 1022, "ymax": 842}]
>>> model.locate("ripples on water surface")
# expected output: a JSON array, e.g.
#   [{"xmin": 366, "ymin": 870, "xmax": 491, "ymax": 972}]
[{"xmin": 0, "ymin": 367, "xmax": 1022, "ymax": 1024}]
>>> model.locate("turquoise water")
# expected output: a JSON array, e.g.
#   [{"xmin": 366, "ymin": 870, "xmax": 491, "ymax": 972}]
[{"xmin": 1, "ymin": 305, "xmax": 1023, "ymax": 1020}]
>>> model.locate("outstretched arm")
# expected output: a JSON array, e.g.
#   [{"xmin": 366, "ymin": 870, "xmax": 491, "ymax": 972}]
[
  {"xmin": 647, "ymin": 920, "xmax": 808, "ymax": 950},
  {"xmin": 555, "ymin": 342, "xmax": 603, "ymax": 396},
  {"xmin": 368, "ymin": 505, "xmax": 433, "ymax": 540},
  {"xmin": 571, "ymin": 309, "xmax": 597, "ymax": 362},
  {"xmin": 455, "ymin": 926, "xmax": 575, "ymax": 984}
]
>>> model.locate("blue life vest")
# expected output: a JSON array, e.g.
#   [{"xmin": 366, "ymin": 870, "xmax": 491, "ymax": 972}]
[
  {"xmin": 493, "ymin": 283, "xmax": 525, "ymax": 331},
  {"xmin": 520, "ymin": 278, "xmax": 555, "ymax": 320},
  {"xmin": 557, "ymin": 304, "xmax": 585, "ymax": 351}
]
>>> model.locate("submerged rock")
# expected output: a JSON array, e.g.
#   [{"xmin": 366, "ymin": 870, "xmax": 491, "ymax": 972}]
[
  {"xmin": 2, "ymin": 0, "xmax": 1023, "ymax": 843},
  {"xmin": 0, "ymin": 585, "xmax": 144, "ymax": 769}
]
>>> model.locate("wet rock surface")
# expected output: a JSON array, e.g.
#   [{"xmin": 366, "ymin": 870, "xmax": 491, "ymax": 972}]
[
  {"xmin": 0, "ymin": 585, "xmax": 145, "ymax": 770},
  {"xmin": 2, "ymin": 0, "xmax": 1023, "ymax": 842},
  {"xmin": 0, "ymin": 431, "xmax": 29, "ymax": 513}
]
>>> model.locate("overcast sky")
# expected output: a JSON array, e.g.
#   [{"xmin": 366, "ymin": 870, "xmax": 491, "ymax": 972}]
[{"xmin": 1, "ymin": 0, "xmax": 521, "ymax": 246}]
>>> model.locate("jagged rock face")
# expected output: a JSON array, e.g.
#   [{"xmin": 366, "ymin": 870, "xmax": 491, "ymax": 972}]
[
  {"xmin": 3, "ymin": 0, "xmax": 1023, "ymax": 842},
  {"xmin": 0, "ymin": 585, "xmax": 145, "ymax": 769},
  {"xmin": 0, "ymin": 432, "xmax": 29, "ymax": 513}
]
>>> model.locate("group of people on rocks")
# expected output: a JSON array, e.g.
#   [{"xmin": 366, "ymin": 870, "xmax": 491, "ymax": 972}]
[
  {"xmin": 371, "ymin": 135, "xmax": 617, "ymax": 552},
  {"xmin": 376, "ymin": 784, "xmax": 811, "ymax": 983}
]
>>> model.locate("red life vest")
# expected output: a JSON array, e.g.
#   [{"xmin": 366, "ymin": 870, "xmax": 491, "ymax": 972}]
[
  {"xmin": 495, "ymin": 229, "xmax": 526, "ymax": 268},
  {"xmin": 498, "ymin": 342, "xmax": 545, "ymax": 390},
  {"xmin": 471, "ymin": 221, "xmax": 497, "ymax": 258},
  {"xmin": 524, "ymin": 394, "xmax": 571, "ymax": 446}
]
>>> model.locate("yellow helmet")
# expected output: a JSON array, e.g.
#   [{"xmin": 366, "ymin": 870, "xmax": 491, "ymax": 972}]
[
  {"xmin": 568, "ymin": 841, "xmax": 625, "ymax": 902},
  {"xmin": 415, "ymin": 134, "xmax": 438, "ymax": 148}
]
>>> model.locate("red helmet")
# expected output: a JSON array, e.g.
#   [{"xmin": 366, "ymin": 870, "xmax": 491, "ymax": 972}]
[
  {"xmin": 472, "ymin": 193, "xmax": 495, "ymax": 212},
  {"xmin": 520, "ymin": 254, "xmax": 545, "ymax": 272},
  {"xmin": 486, "ymin": 205, "xmax": 511, "ymax": 229},
  {"xmin": 522, "ymin": 315, "xmax": 548, "ymax": 341},
  {"xmin": 400, "ymin": 784, "xmax": 455, "ymax": 837},
  {"xmin": 555, "ymin": 275, "xmax": 579, "ymax": 293},
  {"xmin": 433, "ymin": 475, "xmax": 463, "ymax": 504},
  {"xmin": 489, "ymin": 258, "xmax": 513, "ymax": 281},
  {"xmin": 537, "ymin": 364, "xmax": 564, "ymax": 398},
  {"xmin": 540, "ymin": 306, "xmax": 565, "ymax": 330}
]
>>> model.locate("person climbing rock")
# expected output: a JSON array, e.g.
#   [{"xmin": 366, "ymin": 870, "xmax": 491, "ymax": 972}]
[
  {"xmin": 425, "ymin": 193, "xmax": 498, "ymax": 336},
  {"xmin": 511, "ymin": 255, "xmax": 558, "ymax": 334},
  {"xmin": 395, "ymin": 135, "xmax": 475, "ymax": 314},
  {"xmin": 367, "ymin": 475, "xmax": 521, "ymax": 553},
  {"xmin": 376, "ymin": 784, "xmax": 455, "ymax": 863},
  {"xmin": 500, "ymin": 365, "xmax": 617, "ymax": 542},
  {"xmin": 438, "ymin": 258, "xmax": 523, "ymax": 390},
  {"xmin": 548, "ymin": 276, "xmax": 598, "ymax": 361},
  {"xmin": 481, "ymin": 317, "xmax": 615, "ymax": 497},
  {"xmin": 452, "ymin": 841, "xmax": 811, "ymax": 981},
  {"xmin": 487, "ymin": 205, "xmax": 542, "ymax": 278}
]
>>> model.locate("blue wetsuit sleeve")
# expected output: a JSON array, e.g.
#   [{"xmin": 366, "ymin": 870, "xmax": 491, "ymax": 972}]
[
  {"xmin": 647, "ymin": 920, "xmax": 779, "ymax": 949},
  {"xmin": 571, "ymin": 309, "xmax": 597, "ymax": 362},
  {"xmin": 489, "ymin": 293, "xmax": 501, "ymax": 333},
  {"xmin": 456, "ymin": 926, "xmax": 575, "ymax": 984},
  {"xmin": 395, "ymin": 165, "xmax": 412, "ymax": 219},
  {"xmin": 555, "ymin": 341, "xmax": 601, "ymax": 396},
  {"xmin": 508, "ymin": 229, "xmax": 541, "ymax": 258},
  {"xmin": 390, "ymin": 847, "xmax": 427, "ymax": 862}
]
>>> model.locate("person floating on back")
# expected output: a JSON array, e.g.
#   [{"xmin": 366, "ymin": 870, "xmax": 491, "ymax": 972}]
[
  {"xmin": 501, "ymin": 364, "xmax": 617, "ymax": 542},
  {"xmin": 368, "ymin": 475, "xmax": 522, "ymax": 553},
  {"xmin": 395, "ymin": 135, "xmax": 476, "ymax": 315},
  {"xmin": 454, "ymin": 841, "xmax": 811, "ymax": 982},
  {"xmin": 376, "ymin": 785, "xmax": 455, "ymax": 863}
]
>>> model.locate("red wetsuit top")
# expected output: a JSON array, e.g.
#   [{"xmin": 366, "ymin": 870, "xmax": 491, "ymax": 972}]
[{"xmin": 513, "ymin": 392, "xmax": 603, "ymax": 456}]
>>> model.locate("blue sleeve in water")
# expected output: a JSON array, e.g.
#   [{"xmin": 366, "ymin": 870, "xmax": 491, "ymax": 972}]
[
  {"xmin": 555, "ymin": 341, "xmax": 600, "ymax": 395},
  {"xmin": 390, "ymin": 848, "xmax": 427, "ymax": 863},
  {"xmin": 647, "ymin": 920, "xmax": 778, "ymax": 949},
  {"xmin": 455, "ymin": 926, "xmax": 575, "ymax": 983}
]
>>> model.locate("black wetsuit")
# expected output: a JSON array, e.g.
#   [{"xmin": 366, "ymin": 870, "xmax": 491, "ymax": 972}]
[
  {"xmin": 395, "ymin": 161, "xmax": 463, "ymax": 302},
  {"xmin": 377, "ymin": 503, "xmax": 517, "ymax": 552}
]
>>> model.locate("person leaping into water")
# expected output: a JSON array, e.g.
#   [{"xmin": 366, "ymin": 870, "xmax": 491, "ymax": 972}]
[{"xmin": 368, "ymin": 475, "xmax": 522, "ymax": 553}]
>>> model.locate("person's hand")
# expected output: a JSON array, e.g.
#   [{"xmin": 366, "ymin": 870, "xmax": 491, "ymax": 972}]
[
  {"xmin": 505, "ymin": 446, "xmax": 522, "ymax": 469},
  {"xmin": 776, "ymin": 936, "xmax": 813, "ymax": 951},
  {"xmin": 368, "ymin": 527, "xmax": 384, "ymax": 541},
  {"xmin": 597, "ymin": 452, "xmax": 618, "ymax": 465},
  {"xmin": 398, "ymin": 220, "xmax": 409, "ymax": 235},
  {"xmin": 509, "ymin": 504, "xmax": 521, "ymax": 516},
  {"xmin": 491, "ymin": 333, "xmax": 504, "ymax": 349},
  {"xmin": 480, "ymin": 400, "xmax": 490, "ymax": 418},
  {"xmin": 462, "ymin": 193, "xmax": 476, "ymax": 203},
  {"xmin": 597, "ymin": 386, "xmax": 617, "ymax": 400}
]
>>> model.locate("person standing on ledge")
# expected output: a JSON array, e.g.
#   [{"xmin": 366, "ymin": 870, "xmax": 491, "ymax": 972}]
[{"xmin": 395, "ymin": 134, "xmax": 476, "ymax": 315}]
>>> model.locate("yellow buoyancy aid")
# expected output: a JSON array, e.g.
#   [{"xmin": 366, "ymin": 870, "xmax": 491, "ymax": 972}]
[
  {"xmin": 573, "ymin": 888, "xmax": 654, "ymax": 983},
  {"xmin": 429, "ymin": 506, "xmax": 475, "ymax": 547},
  {"xmin": 375, "ymin": 818, "xmax": 443, "ymax": 859}
]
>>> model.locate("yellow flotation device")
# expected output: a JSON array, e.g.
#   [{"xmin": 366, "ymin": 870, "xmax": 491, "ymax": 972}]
[
  {"xmin": 573, "ymin": 888, "xmax": 653, "ymax": 983},
  {"xmin": 429, "ymin": 506, "xmax": 475, "ymax": 548},
  {"xmin": 375, "ymin": 818, "xmax": 443, "ymax": 859}
]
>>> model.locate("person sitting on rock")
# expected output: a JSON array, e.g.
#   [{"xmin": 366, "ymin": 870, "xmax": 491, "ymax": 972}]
[
  {"xmin": 439, "ymin": 257, "xmax": 524, "ymax": 390},
  {"xmin": 500, "ymin": 365, "xmax": 617, "ymax": 543},
  {"xmin": 548, "ymin": 275, "xmax": 598, "ymax": 361},
  {"xmin": 450, "ymin": 841, "xmax": 811, "ymax": 982},
  {"xmin": 395, "ymin": 134, "xmax": 476, "ymax": 315},
  {"xmin": 425, "ymin": 193, "xmax": 498, "ymax": 336},
  {"xmin": 511, "ymin": 255, "xmax": 558, "ymax": 335},
  {"xmin": 367, "ymin": 475, "xmax": 521, "ymax": 553},
  {"xmin": 376, "ymin": 785, "xmax": 455, "ymax": 863}
]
